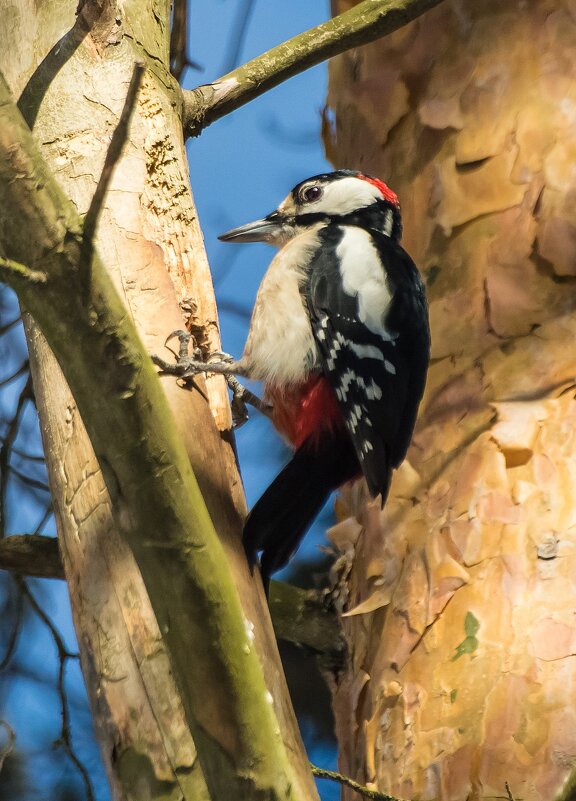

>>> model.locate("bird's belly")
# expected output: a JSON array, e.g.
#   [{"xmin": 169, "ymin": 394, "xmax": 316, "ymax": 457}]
[{"xmin": 242, "ymin": 263, "xmax": 318, "ymax": 386}]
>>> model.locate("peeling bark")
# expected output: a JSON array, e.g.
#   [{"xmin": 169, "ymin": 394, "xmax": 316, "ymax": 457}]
[{"xmin": 326, "ymin": 2, "xmax": 576, "ymax": 799}]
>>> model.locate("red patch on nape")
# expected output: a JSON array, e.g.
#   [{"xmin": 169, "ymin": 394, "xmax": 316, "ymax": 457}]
[
  {"xmin": 267, "ymin": 376, "xmax": 343, "ymax": 449},
  {"xmin": 358, "ymin": 174, "xmax": 400, "ymax": 207}
]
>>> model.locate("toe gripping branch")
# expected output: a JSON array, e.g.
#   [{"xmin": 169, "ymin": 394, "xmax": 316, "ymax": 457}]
[{"xmin": 151, "ymin": 330, "xmax": 271, "ymax": 428}]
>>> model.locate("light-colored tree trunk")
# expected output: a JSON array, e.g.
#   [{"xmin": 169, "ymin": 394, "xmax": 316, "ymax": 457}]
[
  {"xmin": 326, "ymin": 1, "xmax": 576, "ymax": 799},
  {"xmin": 0, "ymin": 3, "xmax": 316, "ymax": 799}
]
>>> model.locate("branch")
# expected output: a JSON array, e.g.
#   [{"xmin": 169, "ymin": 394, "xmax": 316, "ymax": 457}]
[
  {"xmin": 269, "ymin": 580, "xmax": 346, "ymax": 669},
  {"xmin": 169, "ymin": 0, "xmax": 201, "ymax": 80},
  {"xmin": 0, "ymin": 69, "xmax": 312, "ymax": 801},
  {"xmin": 310, "ymin": 764, "xmax": 407, "ymax": 801},
  {"xmin": 182, "ymin": 0, "xmax": 445, "ymax": 137},
  {"xmin": 0, "ymin": 535, "xmax": 346, "ymax": 662},
  {"xmin": 0, "ymin": 257, "xmax": 47, "ymax": 288},
  {"xmin": 0, "ymin": 374, "xmax": 32, "ymax": 537},
  {"xmin": 0, "ymin": 535, "xmax": 64, "ymax": 579}
]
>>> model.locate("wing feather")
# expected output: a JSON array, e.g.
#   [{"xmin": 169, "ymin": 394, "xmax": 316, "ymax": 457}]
[{"xmin": 305, "ymin": 226, "xmax": 429, "ymax": 499}]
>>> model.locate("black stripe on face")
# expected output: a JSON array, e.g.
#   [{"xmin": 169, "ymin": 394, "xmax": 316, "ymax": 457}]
[{"xmin": 294, "ymin": 201, "xmax": 402, "ymax": 240}]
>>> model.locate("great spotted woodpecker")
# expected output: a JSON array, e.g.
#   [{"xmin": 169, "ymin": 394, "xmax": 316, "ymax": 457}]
[{"xmin": 164, "ymin": 170, "xmax": 430, "ymax": 583}]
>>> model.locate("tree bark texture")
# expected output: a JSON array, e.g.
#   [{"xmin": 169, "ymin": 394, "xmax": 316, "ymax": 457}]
[
  {"xmin": 326, "ymin": 1, "xmax": 576, "ymax": 799},
  {"xmin": 0, "ymin": 2, "xmax": 316, "ymax": 799}
]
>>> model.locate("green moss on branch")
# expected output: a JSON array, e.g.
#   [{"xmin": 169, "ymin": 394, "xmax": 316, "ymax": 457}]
[
  {"xmin": 0, "ymin": 70, "xmax": 308, "ymax": 801},
  {"xmin": 183, "ymin": 0, "xmax": 444, "ymax": 137}
]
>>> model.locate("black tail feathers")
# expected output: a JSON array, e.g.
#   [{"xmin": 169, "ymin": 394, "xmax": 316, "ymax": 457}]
[{"xmin": 243, "ymin": 434, "xmax": 366, "ymax": 589}]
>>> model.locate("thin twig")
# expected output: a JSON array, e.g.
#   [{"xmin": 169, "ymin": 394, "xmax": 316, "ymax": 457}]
[
  {"xmin": 9, "ymin": 466, "xmax": 51, "ymax": 494},
  {"xmin": 33, "ymin": 503, "xmax": 54, "ymax": 535},
  {"xmin": 183, "ymin": 0, "xmax": 444, "ymax": 137},
  {"xmin": 0, "ymin": 316, "xmax": 21, "ymax": 336},
  {"xmin": 505, "ymin": 782, "xmax": 516, "ymax": 801},
  {"xmin": 0, "ymin": 374, "xmax": 32, "ymax": 538},
  {"xmin": 15, "ymin": 576, "xmax": 92, "ymax": 801},
  {"xmin": 0, "ymin": 720, "xmax": 15, "ymax": 772},
  {"xmin": 220, "ymin": 0, "xmax": 257, "ymax": 74},
  {"xmin": 10, "ymin": 446, "xmax": 45, "ymax": 463},
  {"xmin": 0, "ymin": 257, "xmax": 47, "ymax": 287},
  {"xmin": 0, "ymin": 582, "xmax": 24, "ymax": 670},
  {"xmin": 80, "ymin": 61, "xmax": 146, "ymax": 293},
  {"xmin": 311, "ymin": 763, "xmax": 406, "ymax": 801},
  {"xmin": 169, "ymin": 0, "xmax": 201, "ymax": 81},
  {"xmin": 0, "ymin": 361, "xmax": 28, "ymax": 390}
]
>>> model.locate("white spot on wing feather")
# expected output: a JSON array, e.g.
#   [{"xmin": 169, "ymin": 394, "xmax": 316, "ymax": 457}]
[
  {"xmin": 338, "ymin": 368, "xmax": 383, "ymax": 401},
  {"xmin": 348, "ymin": 342, "xmax": 385, "ymax": 361}
]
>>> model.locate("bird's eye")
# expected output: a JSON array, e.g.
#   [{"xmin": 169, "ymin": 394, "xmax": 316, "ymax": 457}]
[{"xmin": 300, "ymin": 185, "xmax": 323, "ymax": 204}]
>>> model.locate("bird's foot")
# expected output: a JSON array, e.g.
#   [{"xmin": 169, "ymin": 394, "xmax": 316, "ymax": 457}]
[
  {"xmin": 151, "ymin": 330, "xmax": 236, "ymax": 379},
  {"xmin": 225, "ymin": 375, "xmax": 272, "ymax": 428},
  {"xmin": 151, "ymin": 331, "xmax": 271, "ymax": 428},
  {"xmin": 151, "ymin": 330, "xmax": 206, "ymax": 379}
]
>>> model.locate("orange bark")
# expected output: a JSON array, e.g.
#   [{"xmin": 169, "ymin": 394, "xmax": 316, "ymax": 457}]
[{"xmin": 326, "ymin": 2, "xmax": 576, "ymax": 799}]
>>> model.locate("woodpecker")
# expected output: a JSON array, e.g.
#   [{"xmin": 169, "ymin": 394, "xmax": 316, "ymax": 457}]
[{"xmin": 168, "ymin": 170, "xmax": 430, "ymax": 583}]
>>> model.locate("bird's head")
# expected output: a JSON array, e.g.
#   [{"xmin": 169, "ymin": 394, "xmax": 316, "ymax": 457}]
[{"xmin": 219, "ymin": 170, "xmax": 402, "ymax": 246}]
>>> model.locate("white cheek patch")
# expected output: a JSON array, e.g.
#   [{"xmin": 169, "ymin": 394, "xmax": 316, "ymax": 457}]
[
  {"xmin": 336, "ymin": 227, "xmax": 393, "ymax": 338},
  {"xmin": 305, "ymin": 176, "xmax": 383, "ymax": 216}
]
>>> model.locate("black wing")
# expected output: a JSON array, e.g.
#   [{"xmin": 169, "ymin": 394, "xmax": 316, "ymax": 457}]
[{"xmin": 305, "ymin": 226, "xmax": 429, "ymax": 500}]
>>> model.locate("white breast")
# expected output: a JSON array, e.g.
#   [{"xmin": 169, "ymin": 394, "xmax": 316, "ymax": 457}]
[{"xmin": 241, "ymin": 228, "xmax": 320, "ymax": 386}]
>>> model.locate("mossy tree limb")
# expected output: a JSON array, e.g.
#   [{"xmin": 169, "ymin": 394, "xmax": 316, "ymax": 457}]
[
  {"xmin": 0, "ymin": 70, "xmax": 311, "ymax": 801},
  {"xmin": 182, "ymin": 0, "xmax": 445, "ymax": 137}
]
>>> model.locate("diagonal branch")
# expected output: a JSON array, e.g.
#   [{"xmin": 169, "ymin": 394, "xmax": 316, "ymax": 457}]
[
  {"xmin": 182, "ymin": 0, "xmax": 445, "ymax": 137},
  {"xmin": 0, "ymin": 257, "xmax": 47, "ymax": 287},
  {"xmin": 0, "ymin": 68, "xmax": 310, "ymax": 801}
]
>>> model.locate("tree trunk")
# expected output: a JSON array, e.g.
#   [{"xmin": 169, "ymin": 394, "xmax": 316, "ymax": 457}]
[
  {"xmin": 0, "ymin": 3, "xmax": 316, "ymax": 799},
  {"xmin": 326, "ymin": 1, "xmax": 576, "ymax": 799}
]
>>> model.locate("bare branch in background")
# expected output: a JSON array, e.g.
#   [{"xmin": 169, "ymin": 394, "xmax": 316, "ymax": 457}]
[
  {"xmin": 170, "ymin": 0, "xmax": 201, "ymax": 81},
  {"xmin": 0, "ymin": 535, "xmax": 63, "ymax": 579},
  {"xmin": 182, "ymin": 0, "xmax": 445, "ymax": 137},
  {"xmin": 15, "ymin": 576, "xmax": 92, "ymax": 801},
  {"xmin": 220, "ymin": 0, "xmax": 257, "ymax": 74},
  {"xmin": 311, "ymin": 763, "xmax": 405, "ymax": 801},
  {"xmin": 0, "ymin": 362, "xmax": 28, "ymax": 390},
  {"xmin": 0, "ymin": 374, "xmax": 32, "ymax": 538},
  {"xmin": 0, "ymin": 586, "xmax": 23, "ymax": 671}
]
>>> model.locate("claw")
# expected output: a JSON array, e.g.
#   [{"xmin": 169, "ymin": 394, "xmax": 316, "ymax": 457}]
[
  {"xmin": 208, "ymin": 351, "xmax": 235, "ymax": 364},
  {"xmin": 164, "ymin": 330, "xmax": 203, "ymax": 362}
]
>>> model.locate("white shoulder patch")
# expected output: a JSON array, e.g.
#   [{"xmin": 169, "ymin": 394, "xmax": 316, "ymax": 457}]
[{"xmin": 336, "ymin": 228, "xmax": 393, "ymax": 338}]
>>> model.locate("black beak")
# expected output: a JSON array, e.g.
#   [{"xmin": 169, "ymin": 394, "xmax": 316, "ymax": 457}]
[{"xmin": 218, "ymin": 211, "xmax": 288, "ymax": 243}]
